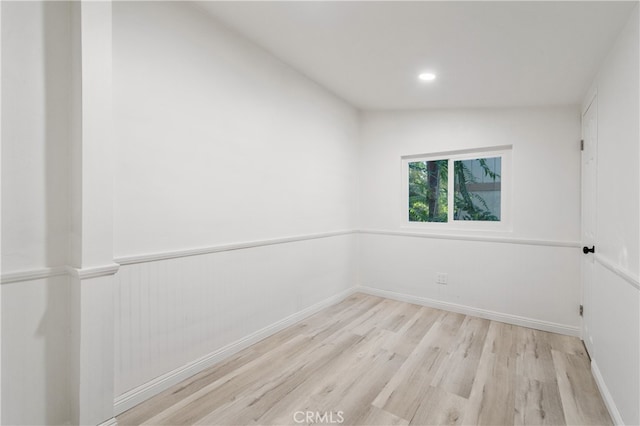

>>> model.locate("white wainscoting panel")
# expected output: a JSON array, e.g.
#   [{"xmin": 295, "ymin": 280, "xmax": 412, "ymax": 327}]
[
  {"xmin": 358, "ymin": 232, "xmax": 582, "ymax": 334},
  {"xmin": 1, "ymin": 275, "xmax": 71, "ymax": 426},
  {"xmin": 588, "ymin": 261, "xmax": 639, "ymax": 425},
  {"xmin": 114, "ymin": 233, "xmax": 356, "ymax": 409}
]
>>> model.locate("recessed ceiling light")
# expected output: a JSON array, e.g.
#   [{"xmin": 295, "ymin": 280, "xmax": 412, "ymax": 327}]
[{"xmin": 418, "ymin": 72, "xmax": 437, "ymax": 82}]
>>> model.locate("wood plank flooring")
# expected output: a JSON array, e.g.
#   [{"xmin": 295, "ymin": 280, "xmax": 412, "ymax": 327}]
[{"xmin": 118, "ymin": 293, "xmax": 612, "ymax": 426}]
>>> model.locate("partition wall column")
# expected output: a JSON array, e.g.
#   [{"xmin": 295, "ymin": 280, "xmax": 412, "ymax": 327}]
[{"xmin": 68, "ymin": 2, "xmax": 118, "ymax": 425}]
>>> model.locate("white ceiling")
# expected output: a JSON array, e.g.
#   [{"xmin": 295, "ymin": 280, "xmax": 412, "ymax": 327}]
[{"xmin": 197, "ymin": 1, "xmax": 637, "ymax": 110}]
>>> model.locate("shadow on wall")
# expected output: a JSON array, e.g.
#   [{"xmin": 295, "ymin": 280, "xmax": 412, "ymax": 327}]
[
  {"xmin": 33, "ymin": 277, "xmax": 70, "ymax": 425},
  {"xmin": 34, "ymin": 1, "xmax": 72, "ymax": 424}
]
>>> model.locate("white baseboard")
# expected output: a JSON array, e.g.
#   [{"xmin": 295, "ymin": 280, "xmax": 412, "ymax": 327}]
[
  {"xmin": 357, "ymin": 286, "xmax": 580, "ymax": 337},
  {"xmin": 114, "ymin": 287, "xmax": 357, "ymax": 415},
  {"xmin": 97, "ymin": 417, "xmax": 118, "ymax": 426},
  {"xmin": 592, "ymin": 359, "xmax": 625, "ymax": 425}
]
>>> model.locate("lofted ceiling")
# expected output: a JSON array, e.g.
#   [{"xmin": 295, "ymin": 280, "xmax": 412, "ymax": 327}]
[{"xmin": 197, "ymin": 1, "xmax": 637, "ymax": 110}]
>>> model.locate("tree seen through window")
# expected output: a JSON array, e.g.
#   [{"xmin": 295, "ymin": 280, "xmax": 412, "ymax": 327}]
[{"xmin": 408, "ymin": 156, "xmax": 501, "ymax": 222}]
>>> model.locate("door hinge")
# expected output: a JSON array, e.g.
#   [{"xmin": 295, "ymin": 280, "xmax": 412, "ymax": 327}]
[
  {"xmin": 580, "ymin": 139, "xmax": 584, "ymax": 151},
  {"xmin": 579, "ymin": 304, "xmax": 584, "ymax": 316}
]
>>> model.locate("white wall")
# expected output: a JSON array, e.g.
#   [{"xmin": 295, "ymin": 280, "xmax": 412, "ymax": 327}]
[
  {"xmin": 1, "ymin": 1, "xmax": 71, "ymax": 272},
  {"xmin": 112, "ymin": 1, "xmax": 359, "ymax": 407},
  {"xmin": 360, "ymin": 107, "xmax": 581, "ymax": 239},
  {"xmin": 1, "ymin": 3, "xmax": 3, "ymax": 421},
  {"xmin": 358, "ymin": 107, "xmax": 582, "ymax": 333},
  {"xmin": 1, "ymin": 2, "xmax": 72, "ymax": 424},
  {"xmin": 593, "ymin": 6, "xmax": 640, "ymax": 279},
  {"xmin": 113, "ymin": 1, "xmax": 359, "ymax": 258},
  {"xmin": 584, "ymin": 6, "xmax": 639, "ymax": 425}
]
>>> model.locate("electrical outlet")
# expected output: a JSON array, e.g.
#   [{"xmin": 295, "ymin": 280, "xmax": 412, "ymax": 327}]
[{"xmin": 436, "ymin": 273, "xmax": 448, "ymax": 285}]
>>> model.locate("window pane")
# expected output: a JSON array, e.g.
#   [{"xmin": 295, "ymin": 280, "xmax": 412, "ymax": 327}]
[
  {"xmin": 408, "ymin": 160, "xmax": 448, "ymax": 222},
  {"xmin": 454, "ymin": 157, "xmax": 501, "ymax": 221}
]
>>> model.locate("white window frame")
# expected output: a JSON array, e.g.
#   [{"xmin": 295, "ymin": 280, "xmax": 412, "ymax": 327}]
[{"xmin": 401, "ymin": 146, "xmax": 512, "ymax": 232}]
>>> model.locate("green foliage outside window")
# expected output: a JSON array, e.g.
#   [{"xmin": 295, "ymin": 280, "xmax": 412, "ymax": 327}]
[
  {"xmin": 408, "ymin": 160, "xmax": 448, "ymax": 222},
  {"xmin": 408, "ymin": 156, "xmax": 501, "ymax": 223},
  {"xmin": 453, "ymin": 158, "xmax": 501, "ymax": 221}
]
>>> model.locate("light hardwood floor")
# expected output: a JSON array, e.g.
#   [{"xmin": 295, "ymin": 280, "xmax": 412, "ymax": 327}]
[{"xmin": 118, "ymin": 293, "xmax": 612, "ymax": 426}]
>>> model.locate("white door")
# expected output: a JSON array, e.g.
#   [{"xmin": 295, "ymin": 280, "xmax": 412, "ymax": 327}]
[{"xmin": 581, "ymin": 97, "xmax": 597, "ymax": 356}]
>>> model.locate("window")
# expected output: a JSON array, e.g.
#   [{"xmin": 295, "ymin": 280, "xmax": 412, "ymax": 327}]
[
  {"xmin": 453, "ymin": 157, "xmax": 501, "ymax": 221},
  {"xmin": 403, "ymin": 147, "xmax": 511, "ymax": 229},
  {"xmin": 408, "ymin": 159, "xmax": 448, "ymax": 222}
]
